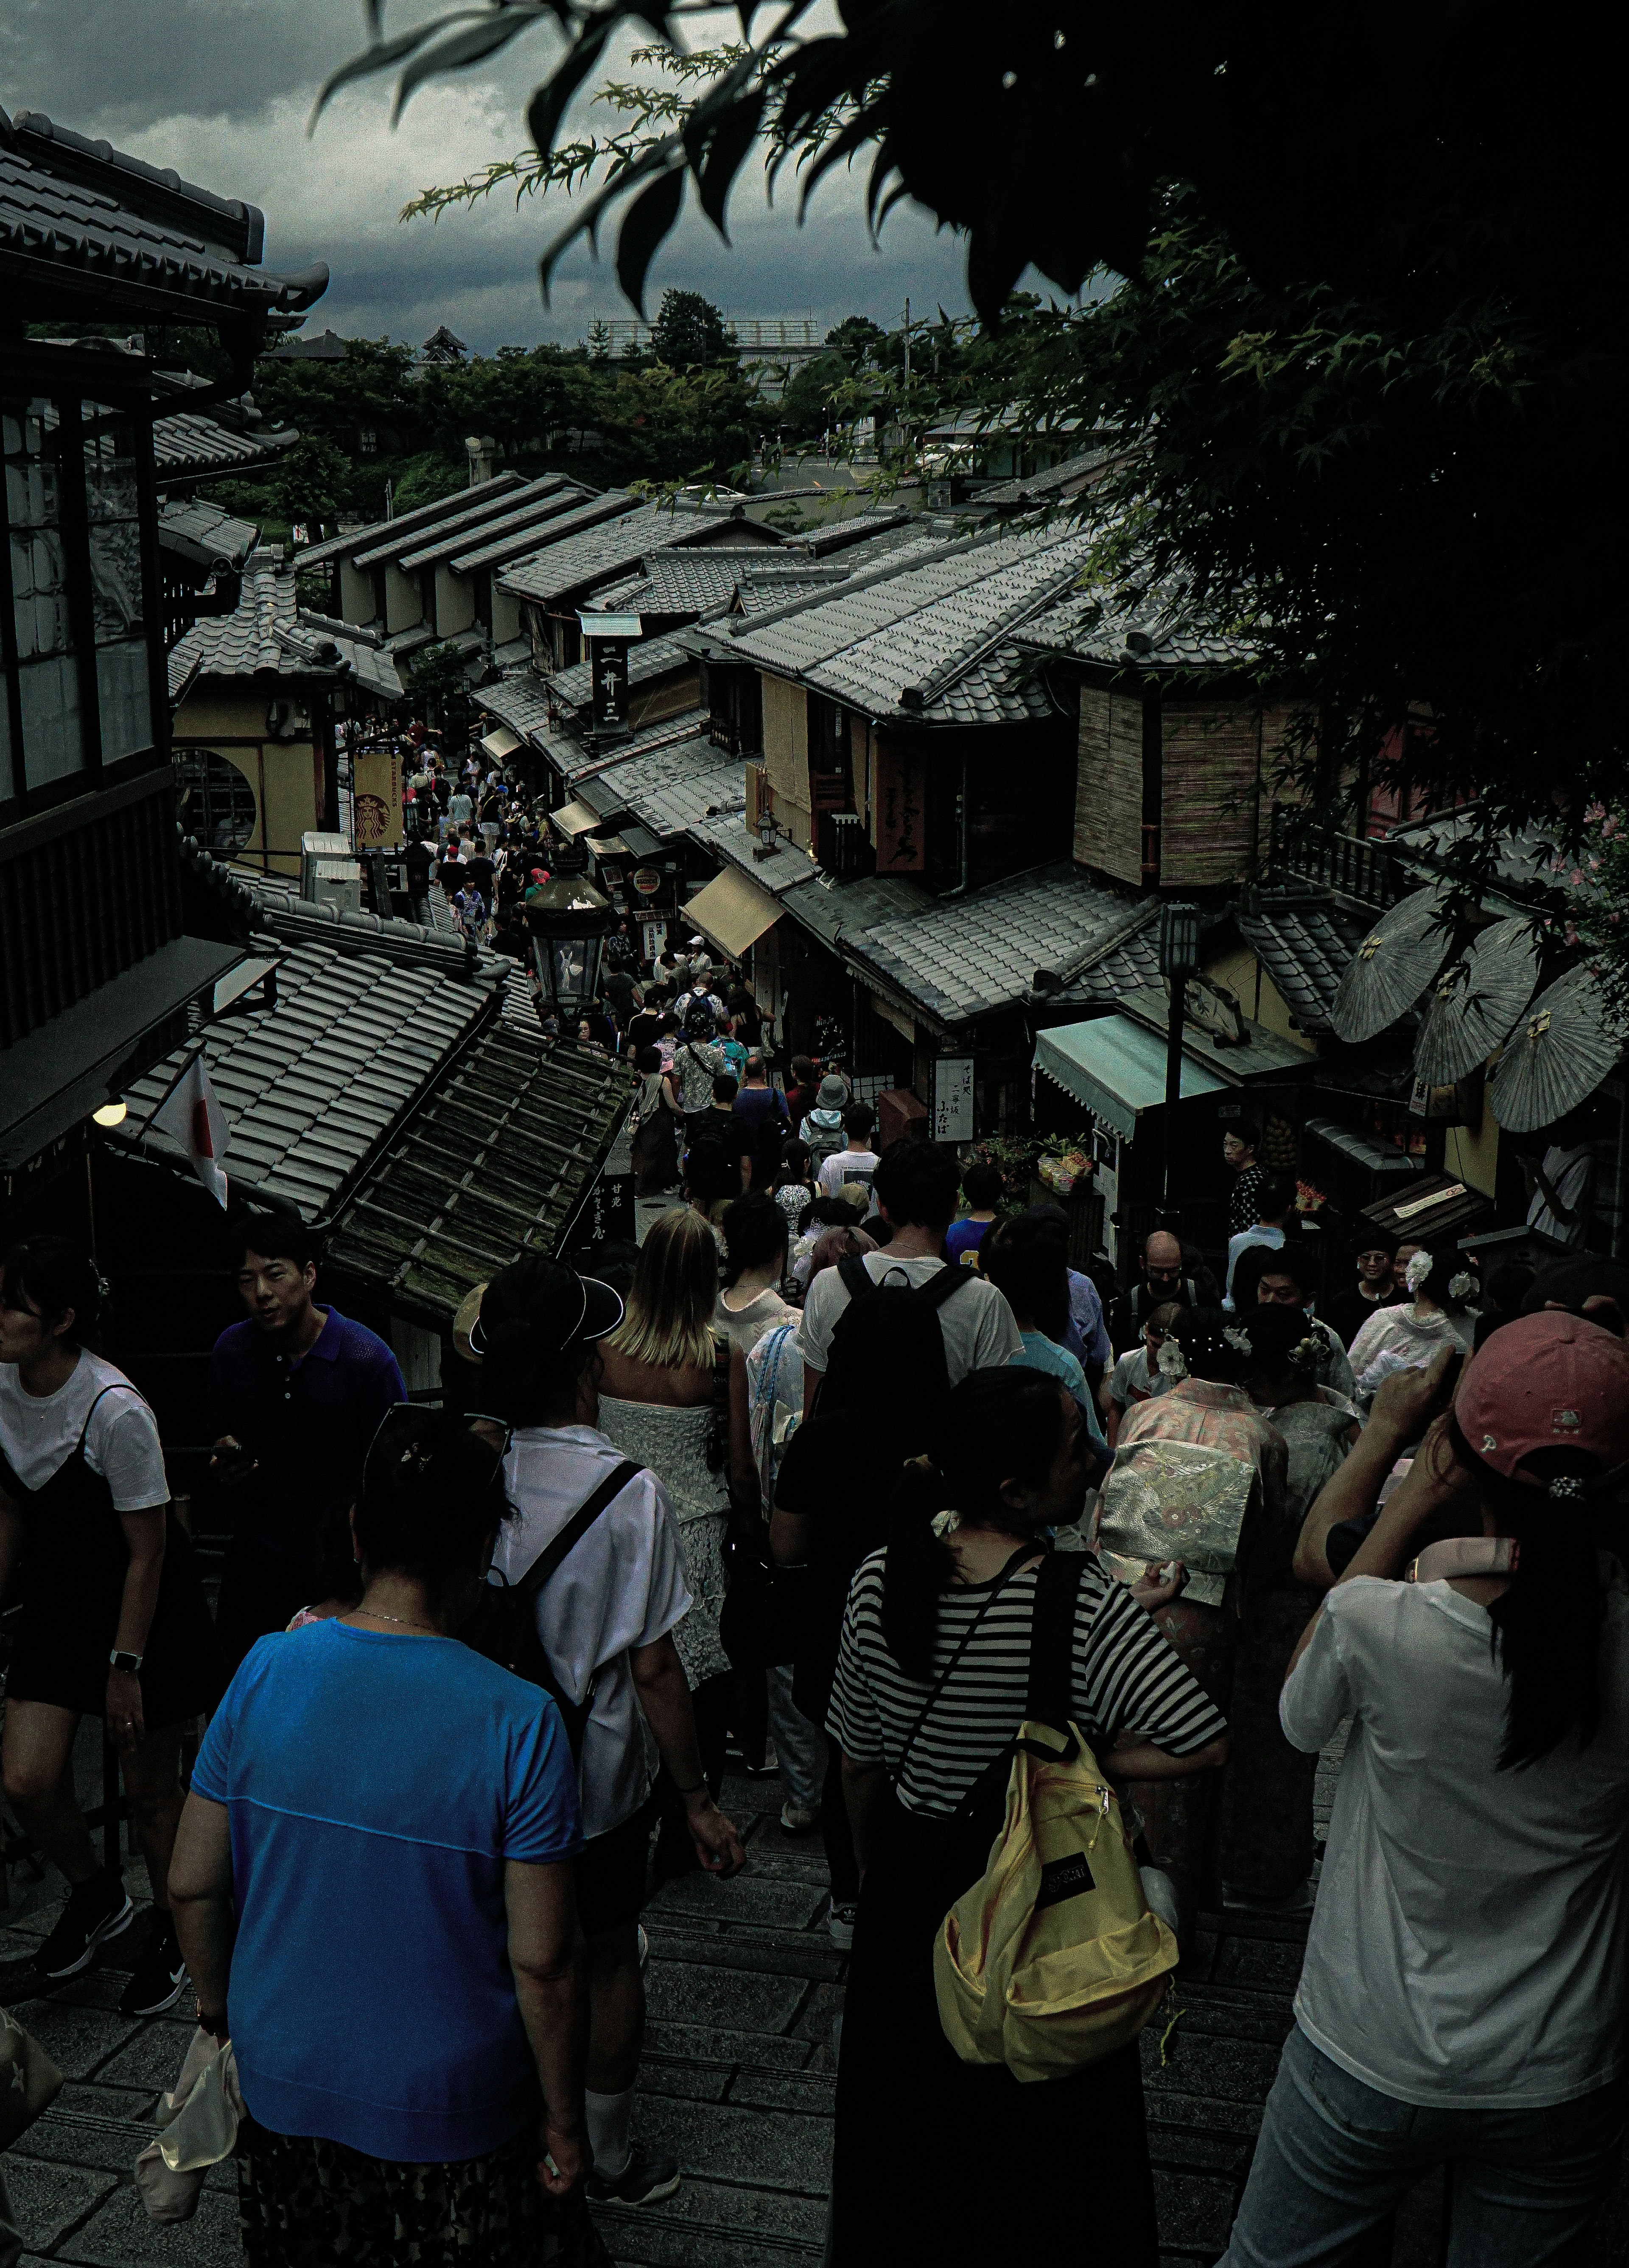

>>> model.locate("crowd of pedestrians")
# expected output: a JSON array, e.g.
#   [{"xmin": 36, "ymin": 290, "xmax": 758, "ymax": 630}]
[{"xmin": 5, "ymin": 942, "xmax": 1629, "ymax": 2264}]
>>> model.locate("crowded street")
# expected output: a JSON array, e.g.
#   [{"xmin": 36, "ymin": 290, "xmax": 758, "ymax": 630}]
[{"xmin": 4, "ymin": 17, "xmax": 1628, "ymax": 2267}]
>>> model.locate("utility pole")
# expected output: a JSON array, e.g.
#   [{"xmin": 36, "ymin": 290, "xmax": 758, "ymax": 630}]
[{"xmin": 902, "ymin": 297, "xmax": 910, "ymax": 387}]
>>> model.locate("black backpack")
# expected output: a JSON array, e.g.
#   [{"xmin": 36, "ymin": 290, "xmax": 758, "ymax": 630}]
[
  {"xmin": 815, "ymin": 1253, "xmax": 970, "ymax": 1416},
  {"xmin": 462, "ymin": 1459, "xmax": 642, "ymax": 1757}
]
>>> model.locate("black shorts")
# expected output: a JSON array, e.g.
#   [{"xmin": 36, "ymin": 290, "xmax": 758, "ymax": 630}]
[{"xmin": 574, "ymin": 1800, "xmax": 653, "ymax": 1940}]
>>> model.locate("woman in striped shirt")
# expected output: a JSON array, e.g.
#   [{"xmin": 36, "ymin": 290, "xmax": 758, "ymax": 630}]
[{"xmin": 827, "ymin": 1368, "xmax": 1228, "ymax": 2265}]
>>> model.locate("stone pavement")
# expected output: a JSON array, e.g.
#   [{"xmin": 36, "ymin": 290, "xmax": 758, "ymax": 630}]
[{"xmin": 5, "ymin": 1738, "xmax": 1626, "ymax": 2265}]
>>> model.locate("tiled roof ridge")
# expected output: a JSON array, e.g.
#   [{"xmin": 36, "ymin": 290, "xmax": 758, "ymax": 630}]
[
  {"xmin": 355, "ymin": 474, "xmax": 579, "ymax": 570},
  {"xmin": 902, "ymin": 558, "xmax": 1089, "ymax": 712},
  {"xmin": 725, "ymin": 530, "xmax": 983, "ymax": 643},
  {"xmin": 295, "ymin": 475, "xmax": 529, "ymax": 572},
  {"xmin": 3, "ymin": 105, "xmax": 264, "ymax": 259}
]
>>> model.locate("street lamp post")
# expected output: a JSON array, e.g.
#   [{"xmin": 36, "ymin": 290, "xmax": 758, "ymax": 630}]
[
  {"xmin": 523, "ymin": 839, "xmax": 617, "ymax": 1037},
  {"xmin": 1157, "ymin": 901, "xmax": 1202, "ymax": 1227}
]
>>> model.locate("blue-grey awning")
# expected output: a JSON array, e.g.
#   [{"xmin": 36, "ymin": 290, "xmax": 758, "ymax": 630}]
[{"xmin": 1033, "ymin": 1015, "xmax": 1228, "ymax": 1143}]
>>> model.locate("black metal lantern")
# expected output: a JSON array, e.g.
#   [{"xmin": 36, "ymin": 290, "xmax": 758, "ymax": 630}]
[
  {"xmin": 1157, "ymin": 900, "xmax": 1203, "ymax": 980},
  {"xmin": 524, "ymin": 841, "xmax": 616, "ymax": 1023}
]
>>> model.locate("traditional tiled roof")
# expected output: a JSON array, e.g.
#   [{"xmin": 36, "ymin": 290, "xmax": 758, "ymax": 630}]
[
  {"xmin": 728, "ymin": 522, "xmax": 1092, "ymax": 723},
  {"xmin": 152, "ymin": 406, "xmax": 297, "ymax": 482},
  {"xmin": 158, "ymin": 499, "xmax": 260, "ymax": 575},
  {"xmin": 171, "ymin": 548, "xmax": 308, "ymax": 681},
  {"xmin": 500, "ymin": 504, "xmax": 781, "ymax": 608},
  {"xmin": 115, "ymin": 936, "xmax": 493, "ymax": 1221},
  {"xmin": 0, "ymin": 107, "xmax": 327, "ymax": 321},
  {"xmin": 353, "ymin": 476, "xmax": 578, "ymax": 571},
  {"xmin": 1015, "ymin": 583, "xmax": 1259, "ymax": 674},
  {"xmin": 580, "ymin": 719, "xmax": 743, "ymax": 838},
  {"xmin": 296, "ymin": 476, "xmax": 527, "ymax": 573},
  {"xmin": 544, "ymin": 637, "xmax": 692, "ymax": 712},
  {"xmin": 477, "ymin": 671, "xmax": 556, "ymax": 745},
  {"xmin": 974, "ymin": 443, "xmax": 1121, "ymax": 507},
  {"xmin": 266, "ymin": 328, "xmax": 350, "ymax": 361},
  {"xmin": 452, "ymin": 489, "xmax": 634, "ymax": 578},
  {"xmin": 1237, "ymin": 892, "xmax": 1375, "ymax": 1035},
  {"xmin": 845, "ymin": 862, "xmax": 1156, "ymax": 1027}
]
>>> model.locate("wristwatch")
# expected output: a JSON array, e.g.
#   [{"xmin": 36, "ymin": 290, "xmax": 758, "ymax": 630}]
[{"xmin": 109, "ymin": 1649, "xmax": 144, "ymax": 1674}]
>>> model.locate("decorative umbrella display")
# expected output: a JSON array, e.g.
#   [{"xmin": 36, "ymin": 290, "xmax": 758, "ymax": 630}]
[
  {"xmin": 1488, "ymin": 965, "xmax": 1622, "ymax": 1133},
  {"xmin": 1413, "ymin": 915, "xmax": 1544, "ymax": 1085},
  {"xmin": 1330, "ymin": 888, "xmax": 1453, "ymax": 1044}
]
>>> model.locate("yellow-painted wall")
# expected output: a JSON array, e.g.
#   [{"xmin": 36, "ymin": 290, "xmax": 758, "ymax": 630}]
[
  {"xmin": 760, "ymin": 672, "xmax": 813, "ymax": 851},
  {"xmin": 1204, "ymin": 941, "xmax": 1315, "ymax": 1053},
  {"xmin": 172, "ymin": 677, "xmax": 321, "ymax": 879},
  {"xmin": 1445, "ymin": 1094, "xmax": 1500, "ymax": 1199},
  {"xmin": 434, "ymin": 564, "xmax": 476, "ymax": 636},
  {"xmin": 384, "ymin": 563, "xmax": 423, "ymax": 634},
  {"xmin": 339, "ymin": 559, "xmax": 376, "ymax": 625}
]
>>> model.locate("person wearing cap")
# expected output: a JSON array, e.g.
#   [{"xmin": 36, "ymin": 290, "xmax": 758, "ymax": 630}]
[
  {"xmin": 798, "ymin": 1074, "xmax": 851, "ymax": 1172},
  {"xmin": 1218, "ymin": 1318, "xmax": 1629, "ymax": 2268},
  {"xmin": 474, "ymin": 1256, "xmax": 745, "ymax": 2211}
]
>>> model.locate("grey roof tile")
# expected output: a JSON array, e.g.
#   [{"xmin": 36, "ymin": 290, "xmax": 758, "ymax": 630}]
[
  {"xmin": 1237, "ymin": 892, "xmax": 1373, "ymax": 1033},
  {"xmin": 1014, "ymin": 582, "xmax": 1259, "ymax": 673},
  {"xmin": 114, "ymin": 941, "xmax": 491, "ymax": 1220},
  {"xmin": 158, "ymin": 498, "xmax": 260, "ymax": 574},
  {"xmin": 845, "ymin": 861, "xmax": 1156, "ymax": 1026},
  {"xmin": 0, "ymin": 109, "xmax": 326, "ymax": 318},
  {"xmin": 499, "ymin": 505, "xmax": 782, "ymax": 608},
  {"xmin": 296, "ymin": 476, "xmax": 529, "ymax": 572},
  {"xmin": 544, "ymin": 637, "xmax": 691, "ymax": 712},
  {"xmin": 152, "ymin": 407, "xmax": 295, "ymax": 481},
  {"xmin": 170, "ymin": 547, "xmax": 297, "ymax": 680}
]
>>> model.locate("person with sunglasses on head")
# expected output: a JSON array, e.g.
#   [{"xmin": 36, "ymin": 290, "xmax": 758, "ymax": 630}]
[
  {"xmin": 474, "ymin": 1254, "xmax": 746, "ymax": 2211},
  {"xmin": 1216, "ymin": 1316, "xmax": 1629, "ymax": 2267},
  {"xmin": 0, "ymin": 1239, "xmax": 218, "ymax": 2019},
  {"xmin": 168, "ymin": 1407, "xmax": 607, "ymax": 2268},
  {"xmin": 208, "ymin": 1207, "xmax": 406, "ymax": 1676}
]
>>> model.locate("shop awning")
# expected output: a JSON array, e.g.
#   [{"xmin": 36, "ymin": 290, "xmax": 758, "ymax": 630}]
[
  {"xmin": 549, "ymin": 799, "xmax": 602, "ymax": 838},
  {"xmin": 480, "ymin": 724, "xmax": 522, "ymax": 761},
  {"xmin": 1033, "ymin": 1015, "xmax": 1228, "ymax": 1142},
  {"xmin": 586, "ymin": 833, "xmax": 629, "ymax": 857},
  {"xmin": 683, "ymin": 865, "xmax": 784, "ymax": 961}
]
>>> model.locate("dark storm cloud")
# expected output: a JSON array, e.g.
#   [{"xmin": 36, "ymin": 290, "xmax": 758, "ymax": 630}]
[{"xmin": 1, "ymin": 1, "xmax": 974, "ymax": 350}]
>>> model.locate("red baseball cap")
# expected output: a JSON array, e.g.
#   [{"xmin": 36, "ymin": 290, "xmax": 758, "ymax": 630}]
[{"xmin": 1455, "ymin": 1311, "xmax": 1629, "ymax": 1479}]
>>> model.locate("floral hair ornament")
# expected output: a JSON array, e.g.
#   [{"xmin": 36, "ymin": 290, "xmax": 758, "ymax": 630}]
[
  {"xmin": 1405, "ymin": 1249, "xmax": 1435, "ymax": 1294},
  {"xmin": 1290, "ymin": 1334, "xmax": 1325, "ymax": 1372},
  {"xmin": 1447, "ymin": 1272, "xmax": 1475, "ymax": 1301},
  {"xmin": 930, "ymin": 1509, "xmax": 963, "ymax": 1538},
  {"xmin": 1223, "ymin": 1324, "xmax": 1253, "ymax": 1354},
  {"xmin": 1156, "ymin": 1338, "xmax": 1190, "ymax": 1380}
]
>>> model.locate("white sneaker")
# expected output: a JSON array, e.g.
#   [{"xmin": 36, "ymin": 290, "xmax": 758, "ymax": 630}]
[
  {"xmin": 828, "ymin": 1898, "xmax": 857, "ymax": 1950},
  {"xmin": 780, "ymin": 1802, "xmax": 820, "ymax": 1835}
]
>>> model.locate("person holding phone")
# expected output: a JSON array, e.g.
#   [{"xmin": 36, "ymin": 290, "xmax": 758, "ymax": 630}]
[{"xmin": 1217, "ymin": 1318, "xmax": 1629, "ymax": 2265}]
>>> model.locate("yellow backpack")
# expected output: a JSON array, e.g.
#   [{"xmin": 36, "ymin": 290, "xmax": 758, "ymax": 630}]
[{"xmin": 932, "ymin": 1555, "xmax": 1179, "ymax": 2081}]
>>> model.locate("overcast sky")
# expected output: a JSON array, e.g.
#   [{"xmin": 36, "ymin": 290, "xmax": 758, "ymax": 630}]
[{"xmin": 2, "ymin": 0, "xmax": 982, "ymax": 353}]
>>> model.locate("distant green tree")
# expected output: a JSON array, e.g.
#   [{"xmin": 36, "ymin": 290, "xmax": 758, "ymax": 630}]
[
  {"xmin": 261, "ymin": 433, "xmax": 353, "ymax": 534},
  {"xmin": 825, "ymin": 316, "xmax": 885, "ymax": 367},
  {"xmin": 777, "ymin": 349, "xmax": 854, "ymax": 443},
  {"xmin": 585, "ymin": 318, "xmax": 612, "ymax": 361},
  {"xmin": 408, "ymin": 640, "xmax": 475, "ymax": 746},
  {"xmin": 390, "ymin": 451, "xmax": 467, "ymax": 512},
  {"xmin": 649, "ymin": 289, "xmax": 735, "ymax": 370}
]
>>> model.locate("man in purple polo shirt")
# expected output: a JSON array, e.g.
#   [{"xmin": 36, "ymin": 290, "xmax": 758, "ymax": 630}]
[{"xmin": 210, "ymin": 1208, "xmax": 405, "ymax": 1672}]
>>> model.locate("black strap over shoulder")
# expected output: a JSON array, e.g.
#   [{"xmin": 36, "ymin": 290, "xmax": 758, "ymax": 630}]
[
  {"xmin": 837, "ymin": 1253, "xmax": 874, "ymax": 1301},
  {"xmin": 917, "ymin": 1264, "xmax": 972, "ymax": 1312},
  {"xmin": 513, "ymin": 1459, "xmax": 642, "ymax": 1600},
  {"xmin": 75, "ymin": 1383, "xmax": 128, "ymax": 1455},
  {"xmin": 1025, "ymin": 1550, "xmax": 1087, "ymax": 1733}
]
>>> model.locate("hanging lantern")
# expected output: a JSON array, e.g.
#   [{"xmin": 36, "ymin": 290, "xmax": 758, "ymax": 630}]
[{"xmin": 523, "ymin": 841, "xmax": 616, "ymax": 1024}]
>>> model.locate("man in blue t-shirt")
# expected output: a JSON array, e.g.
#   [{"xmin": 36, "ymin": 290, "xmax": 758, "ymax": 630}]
[{"xmin": 210, "ymin": 1208, "xmax": 405, "ymax": 1671}]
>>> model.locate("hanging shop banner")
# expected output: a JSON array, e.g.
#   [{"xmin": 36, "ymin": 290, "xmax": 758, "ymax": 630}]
[
  {"xmin": 873, "ymin": 737, "xmax": 926, "ymax": 872},
  {"xmin": 351, "ymin": 746, "xmax": 403, "ymax": 848},
  {"xmin": 931, "ymin": 1056, "xmax": 976, "ymax": 1143}
]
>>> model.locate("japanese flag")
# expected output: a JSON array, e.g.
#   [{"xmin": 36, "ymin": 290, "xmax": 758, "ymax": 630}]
[{"xmin": 152, "ymin": 1054, "xmax": 229, "ymax": 1208}]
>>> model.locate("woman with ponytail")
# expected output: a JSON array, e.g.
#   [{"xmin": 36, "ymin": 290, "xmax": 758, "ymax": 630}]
[
  {"xmin": 827, "ymin": 1368, "xmax": 1228, "ymax": 2265},
  {"xmin": 1218, "ymin": 1313, "xmax": 1629, "ymax": 2268}
]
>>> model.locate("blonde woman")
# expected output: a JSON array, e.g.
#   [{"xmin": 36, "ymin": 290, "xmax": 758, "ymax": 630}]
[{"xmin": 596, "ymin": 1211, "xmax": 751, "ymax": 1873}]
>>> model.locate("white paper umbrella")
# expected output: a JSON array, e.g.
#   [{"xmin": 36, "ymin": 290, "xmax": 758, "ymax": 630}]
[
  {"xmin": 1489, "ymin": 965, "xmax": 1622, "ymax": 1133},
  {"xmin": 1330, "ymin": 888, "xmax": 1452, "ymax": 1044},
  {"xmin": 1413, "ymin": 916, "xmax": 1544, "ymax": 1085}
]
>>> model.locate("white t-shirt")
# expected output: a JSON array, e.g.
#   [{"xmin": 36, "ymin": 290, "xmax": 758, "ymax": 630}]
[
  {"xmin": 796, "ymin": 1250, "xmax": 1024, "ymax": 1382},
  {"xmin": 1527, "ymin": 1141, "xmax": 1593, "ymax": 1247},
  {"xmin": 1282, "ymin": 1577, "xmax": 1629, "ymax": 2108},
  {"xmin": 1105, "ymin": 1346, "xmax": 1173, "ymax": 1410},
  {"xmin": 493, "ymin": 1424, "xmax": 692, "ymax": 1840},
  {"xmin": 818, "ymin": 1148, "xmax": 881, "ymax": 1198},
  {"xmin": 0, "ymin": 1352, "xmax": 168, "ymax": 1510}
]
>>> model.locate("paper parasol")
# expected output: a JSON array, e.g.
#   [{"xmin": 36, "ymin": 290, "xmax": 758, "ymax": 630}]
[
  {"xmin": 1488, "ymin": 965, "xmax": 1621, "ymax": 1133},
  {"xmin": 1413, "ymin": 916, "xmax": 1543, "ymax": 1085},
  {"xmin": 1330, "ymin": 888, "xmax": 1452, "ymax": 1044}
]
